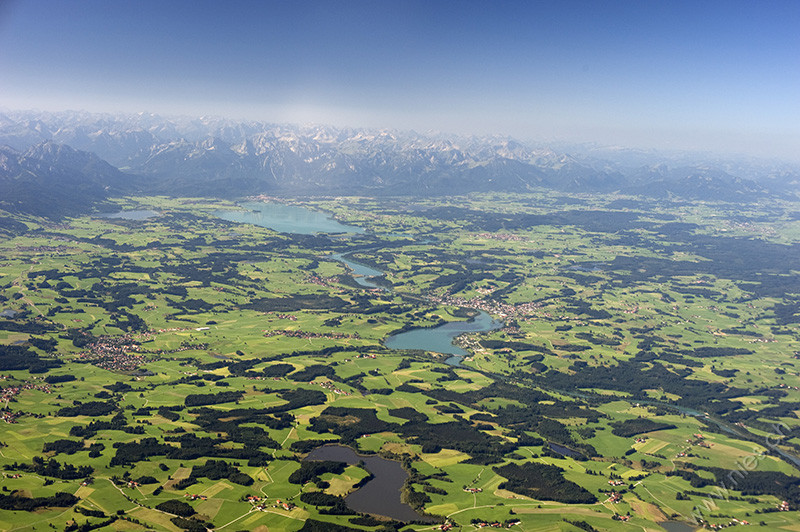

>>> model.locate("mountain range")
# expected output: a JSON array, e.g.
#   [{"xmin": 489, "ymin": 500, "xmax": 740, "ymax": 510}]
[{"xmin": 1, "ymin": 110, "xmax": 798, "ymax": 217}]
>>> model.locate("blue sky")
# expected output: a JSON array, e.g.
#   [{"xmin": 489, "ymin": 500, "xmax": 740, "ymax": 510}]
[{"xmin": 1, "ymin": 0, "xmax": 798, "ymax": 160}]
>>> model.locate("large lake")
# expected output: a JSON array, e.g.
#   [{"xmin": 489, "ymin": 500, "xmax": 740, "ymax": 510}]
[
  {"xmin": 304, "ymin": 444, "xmax": 435, "ymax": 522},
  {"xmin": 385, "ymin": 310, "xmax": 504, "ymax": 365},
  {"xmin": 217, "ymin": 201, "xmax": 364, "ymax": 235}
]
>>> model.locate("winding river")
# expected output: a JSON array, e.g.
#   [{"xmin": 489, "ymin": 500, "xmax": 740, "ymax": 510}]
[{"xmin": 218, "ymin": 201, "xmax": 503, "ymax": 361}]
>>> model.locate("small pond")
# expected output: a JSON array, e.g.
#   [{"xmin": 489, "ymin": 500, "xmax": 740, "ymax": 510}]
[
  {"xmin": 304, "ymin": 444, "xmax": 436, "ymax": 522},
  {"xmin": 548, "ymin": 443, "xmax": 583, "ymax": 458}
]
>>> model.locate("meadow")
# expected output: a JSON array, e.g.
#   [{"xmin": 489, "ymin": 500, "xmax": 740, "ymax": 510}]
[{"xmin": 1, "ymin": 192, "xmax": 800, "ymax": 531}]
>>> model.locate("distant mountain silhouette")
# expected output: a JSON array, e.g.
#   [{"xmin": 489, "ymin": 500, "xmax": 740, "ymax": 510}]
[
  {"xmin": 1, "ymin": 110, "xmax": 797, "ymax": 217},
  {"xmin": 0, "ymin": 141, "xmax": 130, "ymax": 217}
]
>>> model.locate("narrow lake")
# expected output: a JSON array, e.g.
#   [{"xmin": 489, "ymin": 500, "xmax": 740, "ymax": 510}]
[
  {"xmin": 385, "ymin": 310, "xmax": 504, "ymax": 365},
  {"xmin": 217, "ymin": 201, "xmax": 364, "ymax": 235},
  {"xmin": 331, "ymin": 252, "xmax": 384, "ymax": 288},
  {"xmin": 304, "ymin": 444, "xmax": 436, "ymax": 522}
]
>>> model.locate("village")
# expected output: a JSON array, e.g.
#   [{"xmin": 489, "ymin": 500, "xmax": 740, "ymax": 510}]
[
  {"xmin": 1, "ymin": 378, "xmax": 53, "ymax": 423},
  {"xmin": 263, "ymin": 329, "xmax": 360, "ymax": 341}
]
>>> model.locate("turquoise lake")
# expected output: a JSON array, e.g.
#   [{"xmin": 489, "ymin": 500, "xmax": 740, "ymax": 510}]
[
  {"xmin": 384, "ymin": 310, "xmax": 504, "ymax": 365},
  {"xmin": 217, "ymin": 201, "xmax": 364, "ymax": 235}
]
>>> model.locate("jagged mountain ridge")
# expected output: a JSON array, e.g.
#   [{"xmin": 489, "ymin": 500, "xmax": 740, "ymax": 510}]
[
  {"xmin": 0, "ymin": 110, "xmax": 796, "ymax": 210},
  {"xmin": 0, "ymin": 141, "xmax": 131, "ymax": 217}
]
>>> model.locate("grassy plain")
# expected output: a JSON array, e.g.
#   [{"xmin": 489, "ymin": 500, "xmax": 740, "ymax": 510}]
[{"xmin": 1, "ymin": 192, "xmax": 800, "ymax": 531}]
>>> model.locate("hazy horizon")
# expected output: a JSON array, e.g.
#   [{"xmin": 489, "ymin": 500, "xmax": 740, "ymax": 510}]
[{"xmin": 1, "ymin": 0, "xmax": 798, "ymax": 162}]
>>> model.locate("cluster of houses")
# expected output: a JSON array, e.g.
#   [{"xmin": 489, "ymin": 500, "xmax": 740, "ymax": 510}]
[
  {"xmin": 317, "ymin": 380, "xmax": 350, "ymax": 396},
  {"xmin": 184, "ymin": 494, "xmax": 207, "ymax": 501},
  {"xmin": 343, "ymin": 354, "xmax": 378, "ymax": 362},
  {"xmin": 78, "ymin": 349, "xmax": 147, "ymax": 372},
  {"xmin": 76, "ymin": 334, "xmax": 149, "ymax": 371},
  {"xmin": 677, "ymin": 433, "xmax": 712, "ymax": 458},
  {"xmin": 692, "ymin": 515, "xmax": 752, "ymax": 529},
  {"xmin": 778, "ymin": 500, "xmax": 790, "ymax": 511},
  {"xmin": 87, "ymin": 333, "xmax": 142, "ymax": 353},
  {"xmin": 473, "ymin": 233, "xmax": 526, "ymax": 242},
  {"xmin": 746, "ymin": 337, "xmax": 777, "ymax": 345},
  {"xmin": 263, "ymin": 329, "xmax": 360, "ymax": 340},
  {"xmin": 688, "ymin": 434, "xmax": 712, "ymax": 449},
  {"xmin": 463, "ymin": 487, "xmax": 483, "ymax": 493},
  {"xmin": 274, "ymin": 499, "xmax": 295, "ymax": 511},
  {"xmin": 703, "ymin": 518, "xmax": 751, "ymax": 530},
  {"xmin": 245, "ymin": 496, "xmax": 294, "ymax": 512},
  {"xmin": 1, "ymin": 380, "xmax": 53, "ymax": 423},
  {"xmin": 244, "ymin": 494, "xmax": 295, "ymax": 512},
  {"xmin": 12, "ymin": 244, "xmax": 71, "ymax": 254},
  {"xmin": 2, "ymin": 380, "xmax": 52, "ymax": 402},
  {"xmin": 431, "ymin": 292, "xmax": 538, "ymax": 320},
  {"xmin": 270, "ymin": 313, "xmax": 298, "ymax": 321},
  {"xmin": 154, "ymin": 327, "xmax": 195, "ymax": 334},
  {"xmin": 305, "ymin": 275, "xmax": 337, "ymax": 288},
  {"xmin": 474, "ymin": 520, "xmax": 521, "ymax": 528},
  {"xmin": 607, "ymin": 492, "xmax": 623, "ymax": 504}
]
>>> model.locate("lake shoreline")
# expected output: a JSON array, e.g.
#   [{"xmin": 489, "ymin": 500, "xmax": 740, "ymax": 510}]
[{"xmin": 304, "ymin": 444, "xmax": 440, "ymax": 523}]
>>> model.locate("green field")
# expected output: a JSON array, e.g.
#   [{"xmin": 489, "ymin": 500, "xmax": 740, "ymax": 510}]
[{"xmin": 1, "ymin": 192, "xmax": 800, "ymax": 531}]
